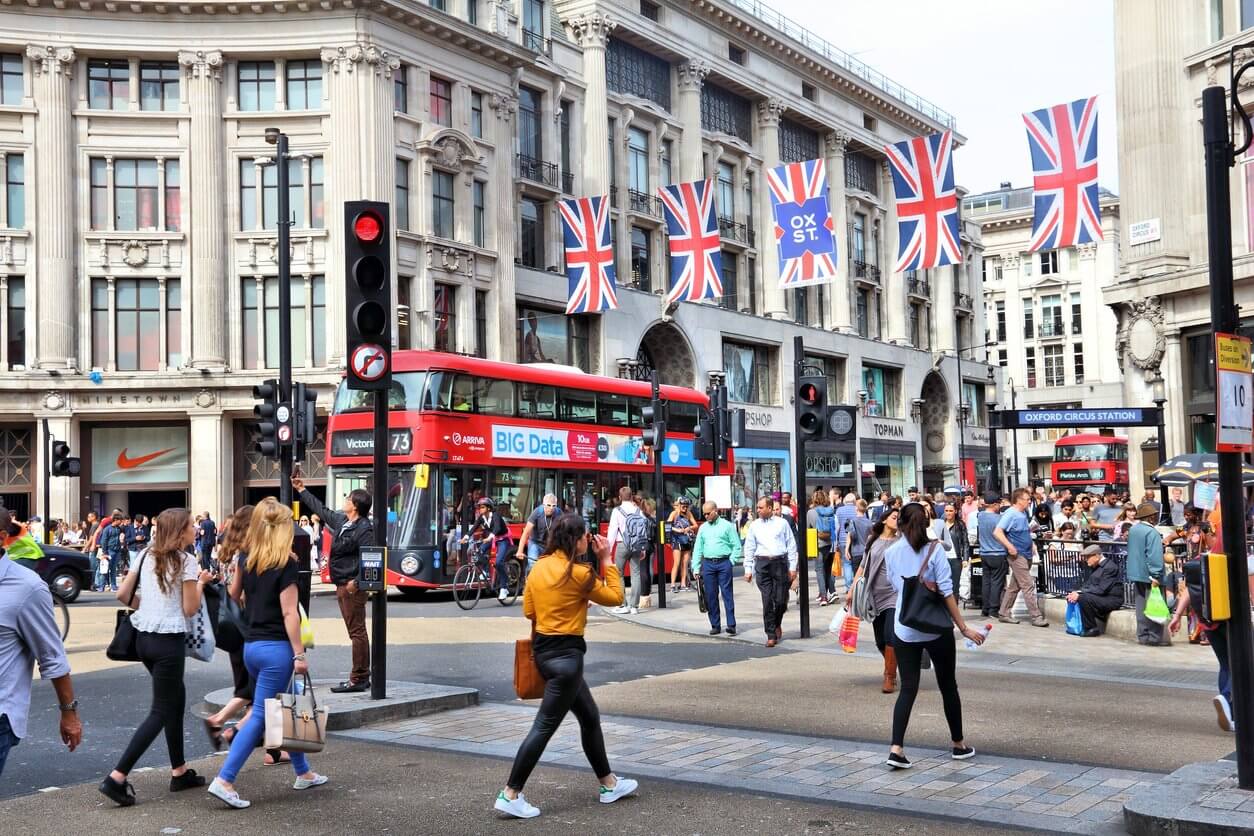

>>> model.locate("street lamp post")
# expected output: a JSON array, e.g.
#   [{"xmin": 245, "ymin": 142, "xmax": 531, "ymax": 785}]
[
  {"xmin": 1152, "ymin": 379, "xmax": 1169, "ymax": 522},
  {"xmin": 1006, "ymin": 376, "xmax": 1020, "ymax": 492},
  {"xmin": 264, "ymin": 127, "xmax": 293, "ymax": 509}
]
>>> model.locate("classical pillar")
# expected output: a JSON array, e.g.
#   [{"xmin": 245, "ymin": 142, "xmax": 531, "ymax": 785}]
[
  {"xmin": 321, "ymin": 44, "xmax": 366, "ymax": 364},
  {"xmin": 882, "ymin": 161, "xmax": 907, "ymax": 343},
  {"xmin": 757, "ymin": 98, "xmax": 786, "ymax": 320},
  {"xmin": 935, "ymin": 264, "xmax": 954, "ymax": 352},
  {"xmin": 492, "ymin": 94, "xmax": 519, "ymax": 361},
  {"xmin": 824, "ymin": 130, "xmax": 852, "ymax": 332},
  {"xmin": 26, "ymin": 45, "xmax": 76, "ymax": 369},
  {"xmin": 568, "ymin": 14, "xmax": 616, "ymax": 195},
  {"xmin": 179, "ymin": 49, "xmax": 228, "ymax": 368},
  {"xmin": 188, "ymin": 412, "xmax": 227, "ymax": 529},
  {"xmin": 675, "ymin": 61, "xmax": 708, "ymax": 182}
]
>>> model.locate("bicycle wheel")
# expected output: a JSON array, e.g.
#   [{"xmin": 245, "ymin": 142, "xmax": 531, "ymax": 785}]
[
  {"xmin": 453, "ymin": 563, "xmax": 482, "ymax": 611},
  {"xmin": 499, "ymin": 560, "xmax": 522, "ymax": 607},
  {"xmin": 54, "ymin": 597, "xmax": 70, "ymax": 641}
]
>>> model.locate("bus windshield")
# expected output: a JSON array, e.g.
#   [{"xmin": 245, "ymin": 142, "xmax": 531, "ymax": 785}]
[
  {"xmin": 332, "ymin": 372, "xmax": 428, "ymax": 414},
  {"xmin": 1054, "ymin": 443, "xmax": 1119, "ymax": 463},
  {"xmin": 331, "ymin": 466, "xmax": 435, "ymax": 550}
]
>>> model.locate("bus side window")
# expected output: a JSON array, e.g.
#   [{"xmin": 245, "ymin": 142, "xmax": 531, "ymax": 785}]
[
  {"xmin": 519, "ymin": 384, "xmax": 556, "ymax": 419},
  {"xmin": 476, "ymin": 378, "xmax": 516, "ymax": 416},
  {"xmin": 451, "ymin": 375, "xmax": 475, "ymax": 412}
]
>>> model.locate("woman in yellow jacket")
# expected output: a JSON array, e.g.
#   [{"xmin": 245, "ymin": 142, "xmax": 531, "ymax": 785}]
[{"xmin": 495, "ymin": 512, "xmax": 638, "ymax": 819}]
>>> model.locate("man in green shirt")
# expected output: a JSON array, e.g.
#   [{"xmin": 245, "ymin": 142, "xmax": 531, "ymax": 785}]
[{"xmin": 691, "ymin": 501, "xmax": 741, "ymax": 636}]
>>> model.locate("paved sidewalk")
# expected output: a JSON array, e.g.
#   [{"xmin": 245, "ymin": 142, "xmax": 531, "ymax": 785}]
[{"xmin": 341, "ymin": 701, "xmax": 1154, "ymax": 834}]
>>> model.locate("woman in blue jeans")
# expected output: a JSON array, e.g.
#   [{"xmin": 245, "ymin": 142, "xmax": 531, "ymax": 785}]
[{"xmin": 209, "ymin": 498, "xmax": 325, "ymax": 809}]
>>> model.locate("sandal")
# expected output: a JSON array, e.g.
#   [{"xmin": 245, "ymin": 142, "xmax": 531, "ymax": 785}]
[
  {"xmin": 264, "ymin": 749, "xmax": 291, "ymax": 765},
  {"xmin": 203, "ymin": 719, "xmax": 225, "ymax": 751}
]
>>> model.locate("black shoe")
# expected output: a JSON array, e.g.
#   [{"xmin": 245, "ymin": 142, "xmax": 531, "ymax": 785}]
[
  {"xmin": 709, "ymin": 627, "xmax": 721, "ymax": 636},
  {"xmin": 170, "ymin": 769, "xmax": 206, "ymax": 792},
  {"xmin": 886, "ymin": 752, "xmax": 912, "ymax": 769},
  {"xmin": 99, "ymin": 776, "xmax": 136, "ymax": 807},
  {"xmin": 726, "ymin": 626, "xmax": 737, "ymax": 636},
  {"xmin": 951, "ymin": 746, "xmax": 975, "ymax": 760},
  {"xmin": 1081, "ymin": 628, "xmax": 1102, "ymax": 638},
  {"xmin": 330, "ymin": 679, "xmax": 370, "ymax": 693}
]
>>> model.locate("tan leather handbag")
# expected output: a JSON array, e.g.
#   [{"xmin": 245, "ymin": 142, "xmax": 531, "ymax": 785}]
[
  {"xmin": 513, "ymin": 621, "xmax": 546, "ymax": 700},
  {"xmin": 264, "ymin": 672, "xmax": 328, "ymax": 753}
]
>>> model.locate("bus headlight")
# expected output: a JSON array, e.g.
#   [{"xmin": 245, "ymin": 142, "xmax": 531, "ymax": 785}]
[{"xmin": 400, "ymin": 554, "xmax": 420, "ymax": 575}]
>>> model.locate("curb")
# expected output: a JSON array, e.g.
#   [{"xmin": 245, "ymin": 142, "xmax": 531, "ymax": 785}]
[
  {"xmin": 1123, "ymin": 760, "xmax": 1252, "ymax": 835},
  {"xmin": 204, "ymin": 680, "xmax": 479, "ymax": 731}
]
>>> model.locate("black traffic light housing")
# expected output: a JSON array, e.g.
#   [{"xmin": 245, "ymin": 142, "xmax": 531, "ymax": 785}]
[
  {"xmin": 293, "ymin": 382, "xmax": 318, "ymax": 463},
  {"xmin": 50, "ymin": 441, "xmax": 81, "ymax": 478},
  {"xmin": 641, "ymin": 400, "xmax": 667, "ymax": 449},
  {"xmin": 797, "ymin": 376, "xmax": 827, "ymax": 441},
  {"xmin": 253, "ymin": 379, "xmax": 281, "ymax": 458},
  {"xmin": 344, "ymin": 200, "xmax": 392, "ymax": 392}
]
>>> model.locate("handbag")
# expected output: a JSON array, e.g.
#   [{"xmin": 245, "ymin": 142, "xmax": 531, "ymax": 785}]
[
  {"xmin": 185, "ymin": 594, "xmax": 216, "ymax": 662},
  {"xmin": 1065, "ymin": 600, "xmax": 1084, "ymax": 636},
  {"xmin": 106, "ymin": 551, "xmax": 145, "ymax": 662},
  {"xmin": 513, "ymin": 621, "xmax": 546, "ymax": 700},
  {"xmin": 264, "ymin": 672, "xmax": 327, "ymax": 753},
  {"xmin": 215, "ymin": 589, "xmax": 246, "ymax": 653},
  {"xmin": 898, "ymin": 543, "xmax": 953, "ymax": 634},
  {"xmin": 849, "ymin": 574, "xmax": 877, "ymax": 621},
  {"xmin": 695, "ymin": 572, "xmax": 707, "ymax": 613}
]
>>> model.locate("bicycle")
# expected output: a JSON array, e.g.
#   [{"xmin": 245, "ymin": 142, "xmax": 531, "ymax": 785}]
[
  {"xmin": 452, "ymin": 539, "xmax": 521, "ymax": 610},
  {"xmin": 52, "ymin": 594, "xmax": 70, "ymax": 641}
]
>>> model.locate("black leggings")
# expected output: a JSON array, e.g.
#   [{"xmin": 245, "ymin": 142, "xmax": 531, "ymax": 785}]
[
  {"xmin": 506, "ymin": 645, "xmax": 611, "ymax": 791},
  {"xmin": 891, "ymin": 631, "xmax": 962, "ymax": 748},
  {"xmin": 115, "ymin": 631, "xmax": 187, "ymax": 775},
  {"xmin": 871, "ymin": 608, "xmax": 896, "ymax": 656}
]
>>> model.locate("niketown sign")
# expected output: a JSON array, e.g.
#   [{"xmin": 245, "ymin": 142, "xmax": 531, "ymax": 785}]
[{"xmin": 72, "ymin": 391, "xmax": 186, "ymax": 408}]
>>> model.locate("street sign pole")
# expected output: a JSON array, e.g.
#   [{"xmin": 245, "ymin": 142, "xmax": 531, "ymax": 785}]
[
  {"xmin": 371, "ymin": 383, "xmax": 388, "ymax": 699},
  {"xmin": 271, "ymin": 130, "xmax": 294, "ymax": 510},
  {"xmin": 650, "ymin": 371, "xmax": 667, "ymax": 611}
]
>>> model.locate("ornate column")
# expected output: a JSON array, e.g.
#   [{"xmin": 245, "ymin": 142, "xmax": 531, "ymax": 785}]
[
  {"xmin": 757, "ymin": 97, "xmax": 787, "ymax": 320},
  {"xmin": 568, "ymin": 14, "xmax": 616, "ymax": 195},
  {"xmin": 491, "ymin": 94, "xmax": 519, "ymax": 361},
  {"xmin": 824, "ymin": 130, "xmax": 852, "ymax": 332},
  {"xmin": 178, "ymin": 49, "xmax": 228, "ymax": 368},
  {"xmin": 26, "ymin": 45, "xmax": 76, "ymax": 369},
  {"xmin": 675, "ymin": 61, "xmax": 708, "ymax": 182},
  {"xmin": 882, "ymin": 161, "xmax": 907, "ymax": 343}
]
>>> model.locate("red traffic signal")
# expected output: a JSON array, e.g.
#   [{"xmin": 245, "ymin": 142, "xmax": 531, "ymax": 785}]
[
  {"xmin": 353, "ymin": 211, "xmax": 383, "ymax": 244},
  {"xmin": 799, "ymin": 382, "xmax": 822, "ymax": 405},
  {"xmin": 797, "ymin": 376, "xmax": 828, "ymax": 440}
]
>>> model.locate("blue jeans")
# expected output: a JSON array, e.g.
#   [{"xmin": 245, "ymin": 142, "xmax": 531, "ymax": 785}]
[
  {"xmin": 841, "ymin": 553, "xmax": 854, "ymax": 592},
  {"xmin": 88, "ymin": 551, "xmax": 100, "ymax": 589},
  {"xmin": 218, "ymin": 641, "xmax": 311, "ymax": 783},
  {"xmin": 0, "ymin": 713, "xmax": 18, "ymax": 778},
  {"xmin": 700, "ymin": 557, "xmax": 736, "ymax": 630},
  {"xmin": 1210, "ymin": 622, "xmax": 1232, "ymax": 705},
  {"xmin": 526, "ymin": 542, "xmax": 541, "ymax": 575}
]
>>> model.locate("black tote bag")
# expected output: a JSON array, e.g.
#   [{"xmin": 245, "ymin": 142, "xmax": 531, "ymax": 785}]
[
  {"xmin": 106, "ymin": 552, "xmax": 145, "ymax": 662},
  {"xmin": 898, "ymin": 543, "xmax": 953, "ymax": 634}
]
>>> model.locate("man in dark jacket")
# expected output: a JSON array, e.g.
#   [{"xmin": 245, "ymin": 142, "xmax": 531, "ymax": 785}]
[
  {"xmin": 292, "ymin": 474, "xmax": 374, "ymax": 693},
  {"xmin": 1067, "ymin": 544, "xmax": 1123, "ymax": 637}
]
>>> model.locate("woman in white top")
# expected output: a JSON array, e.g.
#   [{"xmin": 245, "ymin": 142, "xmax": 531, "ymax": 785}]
[
  {"xmin": 99, "ymin": 507, "xmax": 214, "ymax": 807},
  {"xmin": 883, "ymin": 503, "xmax": 984, "ymax": 770}
]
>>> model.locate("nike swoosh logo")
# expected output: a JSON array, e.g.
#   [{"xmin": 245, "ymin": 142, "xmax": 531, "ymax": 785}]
[{"xmin": 117, "ymin": 447, "xmax": 176, "ymax": 469}]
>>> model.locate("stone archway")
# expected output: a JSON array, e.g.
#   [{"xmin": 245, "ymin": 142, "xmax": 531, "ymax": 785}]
[
  {"xmin": 637, "ymin": 321, "xmax": 697, "ymax": 388},
  {"xmin": 920, "ymin": 371, "xmax": 952, "ymax": 489}
]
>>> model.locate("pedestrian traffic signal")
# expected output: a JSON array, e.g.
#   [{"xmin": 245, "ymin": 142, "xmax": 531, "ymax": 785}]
[
  {"xmin": 641, "ymin": 400, "xmax": 667, "ymax": 449},
  {"xmin": 293, "ymin": 381, "xmax": 318, "ymax": 463},
  {"xmin": 344, "ymin": 200, "xmax": 392, "ymax": 392},
  {"xmin": 253, "ymin": 379, "xmax": 280, "ymax": 458},
  {"xmin": 797, "ymin": 376, "xmax": 827, "ymax": 440},
  {"xmin": 50, "ymin": 441, "xmax": 80, "ymax": 477}
]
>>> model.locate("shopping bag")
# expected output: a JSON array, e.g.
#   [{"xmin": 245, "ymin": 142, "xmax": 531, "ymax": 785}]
[
  {"xmin": 513, "ymin": 636, "xmax": 546, "ymax": 700},
  {"xmin": 1065, "ymin": 601, "xmax": 1084, "ymax": 636},
  {"xmin": 828, "ymin": 606, "xmax": 848, "ymax": 635},
  {"xmin": 958, "ymin": 562, "xmax": 972, "ymax": 602},
  {"xmin": 184, "ymin": 595, "xmax": 217, "ymax": 662},
  {"xmin": 299, "ymin": 604, "xmax": 315, "ymax": 650},
  {"xmin": 838, "ymin": 611, "xmax": 860, "ymax": 653},
  {"xmin": 1144, "ymin": 585, "xmax": 1170, "ymax": 624},
  {"xmin": 264, "ymin": 673, "xmax": 327, "ymax": 753}
]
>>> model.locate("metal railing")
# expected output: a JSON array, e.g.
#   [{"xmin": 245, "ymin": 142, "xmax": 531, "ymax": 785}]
[
  {"xmin": 907, "ymin": 277, "xmax": 931, "ymax": 297},
  {"xmin": 852, "ymin": 258, "xmax": 880, "ymax": 284},
  {"xmin": 718, "ymin": 216, "xmax": 752, "ymax": 245},
  {"xmin": 954, "ymin": 292, "xmax": 973, "ymax": 310},
  {"xmin": 561, "ymin": 170, "xmax": 574, "ymax": 194},
  {"xmin": 1038, "ymin": 320, "xmax": 1066, "ymax": 338},
  {"xmin": 627, "ymin": 188, "xmax": 662, "ymax": 218},
  {"xmin": 517, "ymin": 154, "xmax": 559, "ymax": 188},
  {"xmin": 522, "ymin": 29, "xmax": 549, "ymax": 54}
]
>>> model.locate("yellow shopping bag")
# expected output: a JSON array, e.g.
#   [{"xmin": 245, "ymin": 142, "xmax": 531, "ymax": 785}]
[{"xmin": 299, "ymin": 604, "xmax": 315, "ymax": 650}]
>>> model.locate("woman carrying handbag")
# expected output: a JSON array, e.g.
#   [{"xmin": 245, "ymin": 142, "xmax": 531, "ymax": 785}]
[
  {"xmin": 99, "ymin": 508, "xmax": 214, "ymax": 807},
  {"xmin": 883, "ymin": 503, "xmax": 985, "ymax": 770},
  {"xmin": 209, "ymin": 498, "xmax": 326, "ymax": 809},
  {"xmin": 496, "ymin": 512, "xmax": 637, "ymax": 819}
]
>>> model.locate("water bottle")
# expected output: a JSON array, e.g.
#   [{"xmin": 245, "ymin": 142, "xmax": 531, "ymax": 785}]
[
  {"xmin": 293, "ymin": 677, "xmax": 305, "ymax": 695},
  {"xmin": 964, "ymin": 623, "xmax": 992, "ymax": 651}
]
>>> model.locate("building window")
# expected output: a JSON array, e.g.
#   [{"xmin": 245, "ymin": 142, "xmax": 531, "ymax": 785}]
[
  {"xmin": 237, "ymin": 61, "xmax": 276, "ymax": 111},
  {"xmin": 4, "ymin": 154, "xmax": 23, "ymax": 229},
  {"xmin": 660, "ymin": 139, "xmax": 673, "ymax": 186},
  {"xmin": 1071, "ymin": 292, "xmax": 1082, "ymax": 335},
  {"xmin": 1022, "ymin": 297, "xmax": 1034, "ymax": 339},
  {"xmin": 1044, "ymin": 344, "xmax": 1064, "ymax": 387},
  {"xmin": 285, "ymin": 59, "xmax": 322, "ymax": 110},
  {"xmin": 806, "ymin": 354, "xmax": 846, "ymax": 404},
  {"xmin": 518, "ymin": 306, "xmax": 590, "ymax": 370},
  {"xmin": 1242, "ymin": 0, "xmax": 1253, "ymax": 31},
  {"xmin": 908, "ymin": 302, "xmax": 923, "ymax": 348},
  {"xmin": 164, "ymin": 159, "xmax": 182, "ymax": 231},
  {"xmin": 627, "ymin": 127, "xmax": 649, "ymax": 194},
  {"xmin": 801, "ymin": 81, "xmax": 816, "ymax": 101},
  {"xmin": 716, "ymin": 161, "xmax": 735, "ymax": 221},
  {"xmin": 88, "ymin": 59, "xmax": 129, "ymax": 110},
  {"xmin": 862, "ymin": 364, "xmax": 901, "ymax": 418},
  {"xmin": 995, "ymin": 300, "xmax": 1006, "ymax": 342},
  {"xmin": 165, "ymin": 278, "xmax": 182, "ymax": 368},
  {"xmin": 520, "ymin": 197, "xmax": 544, "ymax": 268},
  {"xmin": 792, "ymin": 288, "xmax": 808, "ymax": 326},
  {"xmin": 239, "ymin": 156, "xmax": 323, "ymax": 230},
  {"xmin": 394, "ymin": 64, "xmax": 408, "ymax": 113},
  {"xmin": 310, "ymin": 158, "xmax": 325, "ymax": 228},
  {"xmin": 430, "ymin": 0, "xmax": 447, "ymax": 10},
  {"xmin": 1026, "ymin": 347, "xmax": 1037, "ymax": 388},
  {"xmin": 998, "ymin": 349, "xmax": 1008, "ymax": 367},
  {"xmin": 844, "ymin": 151, "xmax": 879, "ymax": 195},
  {"xmin": 90, "ymin": 158, "xmax": 181, "ymax": 232},
  {"xmin": 746, "ymin": 254, "xmax": 758, "ymax": 315},
  {"xmin": 640, "ymin": 0, "xmax": 660, "ymax": 20},
  {"xmin": 700, "ymin": 81, "xmax": 752, "ymax": 142},
  {"xmin": 855, "ymin": 288, "xmax": 869, "ymax": 337},
  {"xmin": 630, "ymin": 226, "xmax": 651, "ymax": 291},
  {"xmin": 5, "ymin": 276, "xmax": 24, "ymax": 367},
  {"xmin": 851, "ymin": 213, "xmax": 867, "ymax": 265},
  {"xmin": 0, "ymin": 54, "xmax": 21, "ymax": 105},
  {"xmin": 721, "ymin": 250, "xmax": 739, "ymax": 311},
  {"xmin": 779, "ymin": 118, "xmax": 819, "ymax": 164},
  {"xmin": 522, "ymin": 0, "xmax": 546, "ymax": 51},
  {"xmin": 432, "ymin": 170, "xmax": 455, "ymax": 239},
  {"xmin": 429, "ymin": 76, "xmax": 452, "ymax": 127},
  {"xmin": 728, "ymin": 43, "xmax": 746, "ymax": 65},
  {"xmin": 434, "ymin": 283, "xmax": 456, "ymax": 352},
  {"xmin": 605, "ymin": 37, "xmax": 671, "ymax": 111},
  {"xmin": 1041, "ymin": 293, "xmax": 1063, "ymax": 336},
  {"xmin": 518, "ymin": 86, "xmax": 542, "ymax": 160},
  {"xmin": 115, "ymin": 278, "xmax": 161, "ymax": 371},
  {"xmin": 395, "ymin": 158, "xmax": 410, "ymax": 231},
  {"xmin": 475, "ymin": 289, "xmax": 488, "ymax": 358},
  {"xmin": 473, "ymin": 180, "xmax": 486, "ymax": 247},
  {"xmin": 138, "ymin": 61, "xmax": 179, "ymax": 111},
  {"xmin": 241, "ymin": 276, "xmax": 324, "ymax": 369},
  {"xmin": 471, "ymin": 91, "xmax": 483, "ymax": 138},
  {"xmin": 1039, "ymin": 249, "xmax": 1059, "ymax": 275},
  {"xmin": 468, "ymin": 0, "xmax": 478, "ymax": 24},
  {"xmin": 724, "ymin": 341, "xmax": 774, "ymax": 405},
  {"xmin": 560, "ymin": 102, "xmax": 572, "ymax": 191},
  {"xmin": 90, "ymin": 280, "xmax": 109, "ymax": 369}
]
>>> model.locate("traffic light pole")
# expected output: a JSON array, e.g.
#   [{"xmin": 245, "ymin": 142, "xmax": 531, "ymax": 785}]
[
  {"xmin": 651, "ymin": 371, "xmax": 667, "ymax": 611},
  {"xmin": 270, "ymin": 129, "xmax": 294, "ymax": 510},
  {"xmin": 792, "ymin": 336, "xmax": 811, "ymax": 639},
  {"xmin": 371, "ymin": 391, "xmax": 388, "ymax": 699},
  {"xmin": 41, "ymin": 419, "xmax": 50, "ymax": 544}
]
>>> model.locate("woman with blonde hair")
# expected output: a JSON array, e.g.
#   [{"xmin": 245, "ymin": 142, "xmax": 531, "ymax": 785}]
[
  {"xmin": 209, "ymin": 498, "xmax": 325, "ymax": 809},
  {"xmin": 99, "ymin": 508, "xmax": 214, "ymax": 806}
]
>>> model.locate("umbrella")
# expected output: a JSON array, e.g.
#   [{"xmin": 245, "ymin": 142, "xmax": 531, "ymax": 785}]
[{"xmin": 1151, "ymin": 453, "xmax": 1254, "ymax": 486}]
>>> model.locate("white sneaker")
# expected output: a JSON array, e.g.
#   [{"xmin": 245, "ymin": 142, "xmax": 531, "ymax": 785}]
[
  {"xmin": 498, "ymin": 588, "xmax": 509, "ymax": 601},
  {"xmin": 599, "ymin": 776, "xmax": 638, "ymax": 804},
  {"xmin": 629, "ymin": 607, "xmax": 639, "ymax": 614},
  {"xmin": 208, "ymin": 778, "xmax": 251, "ymax": 809},
  {"xmin": 611, "ymin": 606, "xmax": 630, "ymax": 614},
  {"xmin": 293, "ymin": 773, "xmax": 328, "ymax": 790},
  {"xmin": 1215, "ymin": 694, "xmax": 1235, "ymax": 732},
  {"xmin": 495, "ymin": 791, "xmax": 540, "ymax": 818}
]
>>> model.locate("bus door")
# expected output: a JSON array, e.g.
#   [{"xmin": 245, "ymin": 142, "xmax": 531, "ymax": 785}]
[
  {"xmin": 440, "ymin": 467, "xmax": 487, "ymax": 571},
  {"xmin": 559, "ymin": 472, "xmax": 602, "ymax": 529}
]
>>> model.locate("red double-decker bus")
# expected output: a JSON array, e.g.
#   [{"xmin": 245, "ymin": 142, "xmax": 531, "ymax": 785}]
[
  {"xmin": 1051, "ymin": 434, "xmax": 1129, "ymax": 495},
  {"xmin": 324, "ymin": 351, "xmax": 722, "ymax": 596}
]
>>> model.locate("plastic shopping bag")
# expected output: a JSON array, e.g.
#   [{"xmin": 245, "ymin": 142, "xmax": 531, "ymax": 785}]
[
  {"xmin": 299, "ymin": 604, "xmax": 315, "ymax": 649},
  {"xmin": 828, "ymin": 606, "xmax": 847, "ymax": 635},
  {"xmin": 958, "ymin": 562, "xmax": 972, "ymax": 602},
  {"xmin": 1065, "ymin": 601, "xmax": 1084, "ymax": 636},
  {"xmin": 1144, "ymin": 585, "xmax": 1170, "ymax": 625},
  {"xmin": 838, "ymin": 610, "xmax": 860, "ymax": 653}
]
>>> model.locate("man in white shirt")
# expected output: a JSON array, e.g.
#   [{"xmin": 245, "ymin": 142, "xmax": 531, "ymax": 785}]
[
  {"xmin": 606, "ymin": 487, "xmax": 641, "ymax": 614},
  {"xmin": 743, "ymin": 496, "xmax": 798, "ymax": 647}
]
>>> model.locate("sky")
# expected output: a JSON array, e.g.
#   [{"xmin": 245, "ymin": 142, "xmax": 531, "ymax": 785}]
[{"xmin": 769, "ymin": 0, "xmax": 1119, "ymax": 195}]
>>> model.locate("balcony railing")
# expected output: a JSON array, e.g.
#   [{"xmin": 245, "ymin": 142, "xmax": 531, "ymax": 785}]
[
  {"xmin": 517, "ymin": 154, "xmax": 559, "ymax": 189},
  {"xmin": 561, "ymin": 170, "xmax": 574, "ymax": 194},
  {"xmin": 718, "ymin": 216, "xmax": 752, "ymax": 246},
  {"xmin": 907, "ymin": 277, "xmax": 931, "ymax": 298},
  {"xmin": 1038, "ymin": 320, "xmax": 1066, "ymax": 338},
  {"xmin": 845, "ymin": 152, "xmax": 880, "ymax": 196},
  {"xmin": 522, "ymin": 29, "xmax": 550, "ymax": 54},
  {"xmin": 954, "ymin": 292, "xmax": 973, "ymax": 310},
  {"xmin": 627, "ymin": 189, "xmax": 662, "ymax": 218},
  {"xmin": 852, "ymin": 258, "xmax": 880, "ymax": 284}
]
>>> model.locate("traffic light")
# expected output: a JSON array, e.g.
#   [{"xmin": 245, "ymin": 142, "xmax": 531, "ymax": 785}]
[
  {"xmin": 641, "ymin": 400, "xmax": 667, "ymax": 449},
  {"xmin": 727, "ymin": 407, "xmax": 747, "ymax": 450},
  {"xmin": 344, "ymin": 200, "xmax": 392, "ymax": 392},
  {"xmin": 50, "ymin": 441, "xmax": 80, "ymax": 477},
  {"xmin": 797, "ymin": 376, "xmax": 827, "ymax": 441},
  {"xmin": 253, "ymin": 379, "xmax": 280, "ymax": 458},
  {"xmin": 293, "ymin": 382, "xmax": 318, "ymax": 463}
]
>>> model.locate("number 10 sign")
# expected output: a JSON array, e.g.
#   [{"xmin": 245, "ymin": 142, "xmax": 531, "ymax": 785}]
[{"xmin": 1216, "ymin": 332, "xmax": 1253, "ymax": 453}]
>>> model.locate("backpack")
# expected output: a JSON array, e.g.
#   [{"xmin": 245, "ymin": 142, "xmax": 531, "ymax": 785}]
[
  {"xmin": 815, "ymin": 506, "xmax": 836, "ymax": 542},
  {"xmin": 623, "ymin": 510, "xmax": 651, "ymax": 556}
]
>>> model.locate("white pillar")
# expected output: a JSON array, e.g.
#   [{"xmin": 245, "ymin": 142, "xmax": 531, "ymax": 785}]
[
  {"xmin": 935, "ymin": 264, "xmax": 954, "ymax": 352},
  {"xmin": 26, "ymin": 45, "xmax": 76, "ymax": 369},
  {"xmin": 883, "ymin": 161, "xmax": 907, "ymax": 343},
  {"xmin": 757, "ymin": 98, "xmax": 786, "ymax": 320},
  {"xmin": 825, "ymin": 130, "xmax": 852, "ymax": 332},
  {"xmin": 179, "ymin": 50, "xmax": 228, "ymax": 368},
  {"xmin": 675, "ymin": 61, "xmax": 708, "ymax": 182},
  {"xmin": 568, "ymin": 13, "xmax": 616, "ymax": 194},
  {"xmin": 189, "ymin": 413, "xmax": 227, "ymax": 524},
  {"xmin": 491, "ymin": 93, "xmax": 519, "ymax": 361}
]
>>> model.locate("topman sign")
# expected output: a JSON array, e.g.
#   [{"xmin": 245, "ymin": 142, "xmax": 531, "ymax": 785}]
[{"xmin": 993, "ymin": 407, "xmax": 1162, "ymax": 430}]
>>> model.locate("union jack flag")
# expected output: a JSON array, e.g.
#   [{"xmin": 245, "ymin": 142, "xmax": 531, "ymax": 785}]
[
  {"xmin": 883, "ymin": 130, "xmax": 963, "ymax": 273},
  {"xmin": 658, "ymin": 179, "xmax": 723, "ymax": 304},
  {"xmin": 767, "ymin": 158, "xmax": 838, "ymax": 288},
  {"xmin": 558, "ymin": 195, "xmax": 618, "ymax": 315},
  {"xmin": 1023, "ymin": 96, "xmax": 1102, "ymax": 251}
]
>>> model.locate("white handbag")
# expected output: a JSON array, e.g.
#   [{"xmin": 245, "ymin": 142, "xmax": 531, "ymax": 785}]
[
  {"xmin": 264, "ymin": 673, "xmax": 328, "ymax": 754},
  {"xmin": 184, "ymin": 595, "xmax": 216, "ymax": 662}
]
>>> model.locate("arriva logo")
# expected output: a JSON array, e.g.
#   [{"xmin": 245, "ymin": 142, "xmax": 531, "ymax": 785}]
[{"xmin": 452, "ymin": 432, "xmax": 485, "ymax": 446}]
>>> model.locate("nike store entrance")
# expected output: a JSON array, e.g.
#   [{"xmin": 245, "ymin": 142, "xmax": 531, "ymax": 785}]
[{"xmin": 80, "ymin": 421, "xmax": 189, "ymax": 520}]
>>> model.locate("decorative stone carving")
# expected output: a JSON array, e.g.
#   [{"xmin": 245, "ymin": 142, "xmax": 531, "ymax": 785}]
[
  {"xmin": 1076, "ymin": 242, "xmax": 1097, "ymax": 260},
  {"xmin": 567, "ymin": 13, "xmax": 617, "ymax": 49},
  {"xmin": 1117, "ymin": 296, "xmax": 1167, "ymax": 373},
  {"xmin": 362, "ymin": 44, "xmax": 401, "ymax": 78},
  {"xmin": 426, "ymin": 243, "xmax": 475, "ymax": 277},
  {"xmin": 25, "ymin": 45, "xmax": 74, "ymax": 77},
  {"xmin": 42, "ymin": 391, "xmax": 65, "ymax": 411},
  {"xmin": 177, "ymin": 49, "xmax": 223, "ymax": 81},
  {"xmin": 320, "ymin": 43, "xmax": 396, "ymax": 76},
  {"xmin": 195, "ymin": 389, "xmax": 217, "ymax": 409},
  {"xmin": 122, "ymin": 240, "xmax": 149, "ymax": 267},
  {"xmin": 490, "ymin": 93, "xmax": 518, "ymax": 122},
  {"xmin": 676, "ymin": 60, "xmax": 710, "ymax": 93},
  {"xmin": 756, "ymin": 97, "xmax": 786, "ymax": 128},
  {"xmin": 824, "ymin": 129, "xmax": 852, "ymax": 157}
]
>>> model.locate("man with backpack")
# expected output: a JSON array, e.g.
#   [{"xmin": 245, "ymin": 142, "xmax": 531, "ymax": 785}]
[
  {"xmin": 833, "ymin": 493, "xmax": 858, "ymax": 599},
  {"xmin": 607, "ymin": 487, "xmax": 647, "ymax": 615},
  {"xmin": 807, "ymin": 490, "xmax": 837, "ymax": 606}
]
